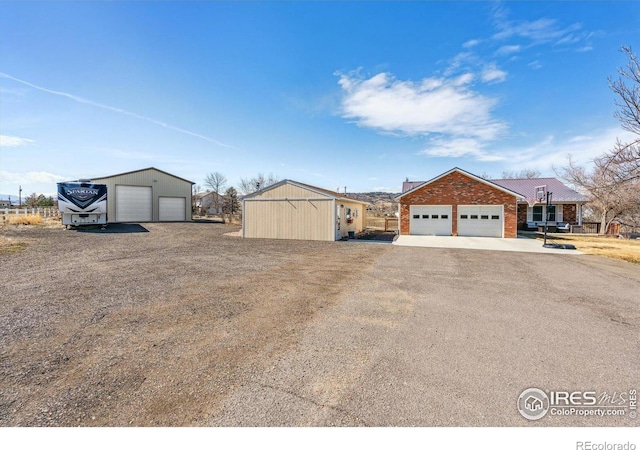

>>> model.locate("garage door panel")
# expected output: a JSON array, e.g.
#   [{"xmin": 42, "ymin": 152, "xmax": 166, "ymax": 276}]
[
  {"xmin": 458, "ymin": 205, "xmax": 503, "ymax": 237},
  {"xmin": 116, "ymin": 185, "xmax": 152, "ymax": 222},
  {"xmin": 410, "ymin": 205, "xmax": 452, "ymax": 235},
  {"xmin": 159, "ymin": 197, "xmax": 186, "ymax": 221}
]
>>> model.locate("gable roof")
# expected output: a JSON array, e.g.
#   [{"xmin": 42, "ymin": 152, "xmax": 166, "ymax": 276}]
[
  {"xmin": 92, "ymin": 167, "xmax": 195, "ymax": 185},
  {"xmin": 243, "ymin": 179, "xmax": 369, "ymax": 205},
  {"xmin": 490, "ymin": 178, "xmax": 587, "ymax": 203},
  {"xmin": 397, "ymin": 167, "xmax": 525, "ymax": 200}
]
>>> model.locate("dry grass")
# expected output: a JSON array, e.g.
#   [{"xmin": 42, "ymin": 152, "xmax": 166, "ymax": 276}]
[
  {"xmin": 537, "ymin": 233, "xmax": 640, "ymax": 264},
  {"xmin": 0, "ymin": 236, "xmax": 28, "ymax": 254},
  {"xmin": 5, "ymin": 215, "xmax": 43, "ymax": 225}
]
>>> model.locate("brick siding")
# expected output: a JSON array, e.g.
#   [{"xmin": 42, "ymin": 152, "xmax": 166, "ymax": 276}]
[{"xmin": 400, "ymin": 171, "xmax": 519, "ymax": 238}]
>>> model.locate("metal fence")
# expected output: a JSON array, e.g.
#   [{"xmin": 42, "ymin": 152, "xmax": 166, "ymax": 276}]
[{"xmin": 0, "ymin": 207, "xmax": 60, "ymax": 223}]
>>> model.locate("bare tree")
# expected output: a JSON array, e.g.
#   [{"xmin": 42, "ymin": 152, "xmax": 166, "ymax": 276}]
[
  {"xmin": 238, "ymin": 173, "xmax": 280, "ymax": 195},
  {"xmin": 192, "ymin": 184, "xmax": 202, "ymax": 214},
  {"xmin": 603, "ymin": 45, "xmax": 640, "ymax": 182},
  {"xmin": 556, "ymin": 46, "xmax": 640, "ymax": 234},
  {"xmin": 557, "ymin": 156, "xmax": 639, "ymax": 234},
  {"xmin": 204, "ymin": 172, "xmax": 227, "ymax": 214},
  {"xmin": 500, "ymin": 169, "xmax": 542, "ymax": 179}
]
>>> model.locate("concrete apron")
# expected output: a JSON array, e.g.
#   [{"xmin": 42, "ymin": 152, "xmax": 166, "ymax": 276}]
[{"xmin": 393, "ymin": 235, "xmax": 583, "ymax": 254}]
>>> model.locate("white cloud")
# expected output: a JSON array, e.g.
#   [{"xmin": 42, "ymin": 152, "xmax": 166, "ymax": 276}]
[
  {"xmin": 496, "ymin": 45, "xmax": 521, "ymax": 55},
  {"xmin": 481, "ymin": 64, "xmax": 507, "ymax": 83},
  {"xmin": 503, "ymin": 127, "xmax": 636, "ymax": 171},
  {"xmin": 462, "ymin": 39, "xmax": 481, "ymax": 49},
  {"xmin": 490, "ymin": 13, "xmax": 592, "ymax": 52},
  {"xmin": 0, "ymin": 170, "xmax": 65, "ymax": 184},
  {"xmin": 420, "ymin": 137, "xmax": 505, "ymax": 162},
  {"xmin": 0, "ymin": 134, "xmax": 34, "ymax": 147},
  {"xmin": 337, "ymin": 71, "xmax": 505, "ymax": 141},
  {"xmin": 528, "ymin": 60, "xmax": 543, "ymax": 70}
]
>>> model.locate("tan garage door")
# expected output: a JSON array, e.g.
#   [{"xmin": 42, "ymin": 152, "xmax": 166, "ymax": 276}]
[
  {"xmin": 410, "ymin": 205, "xmax": 452, "ymax": 236},
  {"xmin": 116, "ymin": 185, "xmax": 152, "ymax": 222},
  {"xmin": 159, "ymin": 197, "xmax": 186, "ymax": 221},
  {"xmin": 458, "ymin": 205, "xmax": 503, "ymax": 237}
]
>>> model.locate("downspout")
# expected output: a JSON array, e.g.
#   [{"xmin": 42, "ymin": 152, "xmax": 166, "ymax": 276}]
[{"xmin": 332, "ymin": 199, "xmax": 337, "ymax": 241}]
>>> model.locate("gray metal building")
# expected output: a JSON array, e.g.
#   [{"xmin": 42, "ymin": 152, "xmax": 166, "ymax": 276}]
[{"xmin": 92, "ymin": 167, "xmax": 194, "ymax": 223}]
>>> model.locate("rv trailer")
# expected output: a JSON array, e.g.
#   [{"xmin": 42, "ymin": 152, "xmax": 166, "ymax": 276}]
[{"xmin": 57, "ymin": 181, "xmax": 108, "ymax": 227}]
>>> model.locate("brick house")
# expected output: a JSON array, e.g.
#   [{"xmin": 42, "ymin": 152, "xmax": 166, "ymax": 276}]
[
  {"xmin": 398, "ymin": 168, "xmax": 523, "ymax": 238},
  {"xmin": 398, "ymin": 168, "xmax": 587, "ymax": 238},
  {"xmin": 490, "ymin": 177, "xmax": 587, "ymax": 230}
]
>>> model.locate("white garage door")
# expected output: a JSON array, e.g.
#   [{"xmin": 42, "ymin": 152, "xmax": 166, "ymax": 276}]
[
  {"xmin": 159, "ymin": 197, "xmax": 186, "ymax": 221},
  {"xmin": 116, "ymin": 185, "xmax": 152, "ymax": 222},
  {"xmin": 458, "ymin": 205, "xmax": 503, "ymax": 238},
  {"xmin": 410, "ymin": 205, "xmax": 452, "ymax": 236}
]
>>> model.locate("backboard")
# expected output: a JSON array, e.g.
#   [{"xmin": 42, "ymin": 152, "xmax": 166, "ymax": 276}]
[{"xmin": 534, "ymin": 185, "xmax": 547, "ymax": 203}]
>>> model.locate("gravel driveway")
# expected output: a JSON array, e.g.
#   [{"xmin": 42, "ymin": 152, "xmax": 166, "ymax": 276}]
[{"xmin": 1, "ymin": 223, "xmax": 638, "ymax": 426}]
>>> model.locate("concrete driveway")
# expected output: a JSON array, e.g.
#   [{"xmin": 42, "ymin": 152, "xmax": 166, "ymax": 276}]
[
  {"xmin": 208, "ymin": 245, "xmax": 638, "ymax": 426},
  {"xmin": 394, "ymin": 235, "xmax": 583, "ymax": 254}
]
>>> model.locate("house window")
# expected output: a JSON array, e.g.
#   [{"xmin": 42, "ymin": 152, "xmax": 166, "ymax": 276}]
[{"xmin": 532, "ymin": 205, "xmax": 555, "ymax": 222}]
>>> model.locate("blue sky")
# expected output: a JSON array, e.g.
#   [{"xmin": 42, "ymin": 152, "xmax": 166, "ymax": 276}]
[{"xmin": 1, "ymin": 1, "xmax": 639, "ymax": 197}]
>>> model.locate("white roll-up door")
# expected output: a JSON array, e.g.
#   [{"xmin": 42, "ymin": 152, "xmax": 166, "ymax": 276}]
[
  {"xmin": 159, "ymin": 197, "xmax": 186, "ymax": 221},
  {"xmin": 116, "ymin": 185, "xmax": 152, "ymax": 222},
  {"xmin": 458, "ymin": 205, "xmax": 503, "ymax": 237},
  {"xmin": 410, "ymin": 205, "xmax": 452, "ymax": 235}
]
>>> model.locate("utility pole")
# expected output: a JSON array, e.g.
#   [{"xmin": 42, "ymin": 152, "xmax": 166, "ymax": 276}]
[{"xmin": 18, "ymin": 185, "xmax": 22, "ymax": 207}]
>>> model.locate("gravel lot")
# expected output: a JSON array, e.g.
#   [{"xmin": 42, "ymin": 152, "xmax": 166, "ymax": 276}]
[{"xmin": 1, "ymin": 222, "xmax": 638, "ymax": 426}]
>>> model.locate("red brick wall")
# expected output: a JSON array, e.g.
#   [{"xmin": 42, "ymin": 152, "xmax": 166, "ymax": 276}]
[
  {"xmin": 399, "ymin": 171, "xmax": 519, "ymax": 238},
  {"xmin": 563, "ymin": 204, "xmax": 578, "ymax": 224},
  {"xmin": 517, "ymin": 204, "xmax": 528, "ymax": 229}
]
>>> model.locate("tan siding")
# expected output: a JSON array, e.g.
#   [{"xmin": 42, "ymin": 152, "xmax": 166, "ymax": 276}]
[
  {"xmin": 244, "ymin": 199, "xmax": 334, "ymax": 241},
  {"xmin": 252, "ymin": 183, "xmax": 322, "ymax": 199},
  {"xmin": 337, "ymin": 200, "xmax": 366, "ymax": 238},
  {"xmin": 93, "ymin": 168, "xmax": 192, "ymax": 222}
]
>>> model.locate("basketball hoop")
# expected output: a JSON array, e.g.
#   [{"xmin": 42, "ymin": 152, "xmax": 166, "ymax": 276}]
[{"xmin": 535, "ymin": 185, "xmax": 547, "ymax": 203}]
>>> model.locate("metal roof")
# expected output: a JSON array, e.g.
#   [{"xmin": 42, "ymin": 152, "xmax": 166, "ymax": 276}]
[
  {"xmin": 491, "ymin": 178, "xmax": 588, "ymax": 202},
  {"xmin": 243, "ymin": 179, "xmax": 369, "ymax": 205}
]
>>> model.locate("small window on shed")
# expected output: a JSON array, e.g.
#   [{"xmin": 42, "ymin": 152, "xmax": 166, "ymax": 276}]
[
  {"xmin": 491, "ymin": 215, "xmax": 500, "ymax": 220},
  {"xmin": 413, "ymin": 214, "xmax": 420, "ymax": 219},
  {"xmin": 470, "ymin": 215, "xmax": 478, "ymax": 219},
  {"xmin": 460, "ymin": 214, "xmax": 468, "ymax": 219},
  {"xmin": 481, "ymin": 215, "xmax": 489, "ymax": 219},
  {"xmin": 441, "ymin": 214, "xmax": 449, "ymax": 219}
]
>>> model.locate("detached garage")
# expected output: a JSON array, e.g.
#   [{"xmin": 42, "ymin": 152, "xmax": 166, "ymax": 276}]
[
  {"xmin": 242, "ymin": 180, "xmax": 368, "ymax": 241},
  {"xmin": 92, "ymin": 167, "xmax": 194, "ymax": 223},
  {"xmin": 398, "ymin": 168, "xmax": 524, "ymax": 238}
]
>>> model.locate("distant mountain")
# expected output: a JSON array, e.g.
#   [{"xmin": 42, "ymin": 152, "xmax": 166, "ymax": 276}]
[
  {"xmin": 347, "ymin": 192, "xmax": 399, "ymax": 204},
  {"xmin": 348, "ymin": 192, "xmax": 400, "ymax": 216}
]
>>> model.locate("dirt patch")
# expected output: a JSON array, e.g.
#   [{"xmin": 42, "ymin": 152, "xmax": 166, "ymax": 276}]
[{"xmin": 0, "ymin": 222, "xmax": 387, "ymax": 426}]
